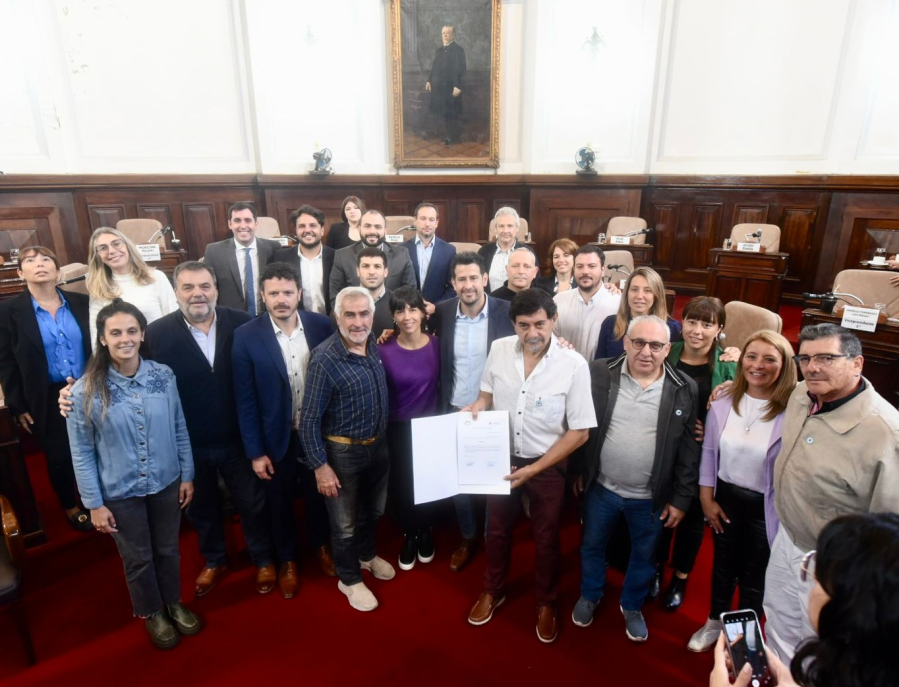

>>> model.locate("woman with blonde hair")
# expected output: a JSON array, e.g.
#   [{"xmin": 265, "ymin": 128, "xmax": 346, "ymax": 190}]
[
  {"xmin": 86, "ymin": 227, "xmax": 177, "ymax": 350},
  {"xmin": 535, "ymin": 238, "xmax": 578, "ymax": 294},
  {"xmin": 687, "ymin": 329, "xmax": 798, "ymax": 653},
  {"xmin": 594, "ymin": 266, "xmax": 680, "ymax": 359}
]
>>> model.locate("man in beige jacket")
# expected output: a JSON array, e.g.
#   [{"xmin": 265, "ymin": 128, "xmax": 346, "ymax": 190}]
[{"xmin": 764, "ymin": 323, "xmax": 899, "ymax": 660}]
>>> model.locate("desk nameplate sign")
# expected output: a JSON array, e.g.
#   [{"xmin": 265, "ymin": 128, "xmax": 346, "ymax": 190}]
[
  {"xmin": 385, "ymin": 234, "xmax": 404, "ymax": 244},
  {"xmin": 610, "ymin": 236, "xmax": 630, "ymax": 245},
  {"xmin": 840, "ymin": 305, "xmax": 880, "ymax": 333},
  {"xmin": 137, "ymin": 244, "xmax": 161, "ymax": 262},
  {"xmin": 278, "ymin": 236, "xmax": 290, "ymax": 247},
  {"xmin": 736, "ymin": 242, "xmax": 762, "ymax": 253}
]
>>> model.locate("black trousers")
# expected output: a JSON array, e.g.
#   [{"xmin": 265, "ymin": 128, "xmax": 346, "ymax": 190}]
[
  {"xmin": 709, "ymin": 480, "xmax": 770, "ymax": 618},
  {"xmin": 187, "ymin": 445, "xmax": 274, "ymax": 569},
  {"xmin": 37, "ymin": 382, "xmax": 79, "ymax": 510},
  {"xmin": 656, "ymin": 496, "xmax": 706, "ymax": 574},
  {"xmin": 387, "ymin": 421, "xmax": 433, "ymax": 534}
]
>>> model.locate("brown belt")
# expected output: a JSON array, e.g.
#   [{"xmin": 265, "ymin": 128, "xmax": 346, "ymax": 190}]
[{"xmin": 324, "ymin": 434, "xmax": 379, "ymax": 446}]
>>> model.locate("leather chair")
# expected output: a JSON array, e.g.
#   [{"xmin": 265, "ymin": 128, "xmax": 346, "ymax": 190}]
[
  {"xmin": 730, "ymin": 223, "xmax": 781, "ymax": 253},
  {"xmin": 832, "ymin": 269, "xmax": 899, "ymax": 317},
  {"xmin": 607, "ymin": 216, "xmax": 648, "ymax": 245},
  {"xmin": 57, "ymin": 263, "xmax": 88, "ymax": 295},
  {"xmin": 255, "ymin": 217, "xmax": 281, "ymax": 239},
  {"xmin": 603, "ymin": 250, "xmax": 635, "ymax": 287},
  {"xmin": 450, "ymin": 242, "xmax": 483, "ymax": 253},
  {"xmin": 488, "ymin": 217, "xmax": 529, "ymax": 242},
  {"xmin": 386, "ymin": 216, "xmax": 415, "ymax": 235},
  {"xmin": 1, "ymin": 494, "xmax": 35, "ymax": 665},
  {"xmin": 723, "ymin": 301, "xmax": 783, "ymax": 351},
  {"xmin": 116, "ymin": 219, "xmax": 164, "ymax": 247}
]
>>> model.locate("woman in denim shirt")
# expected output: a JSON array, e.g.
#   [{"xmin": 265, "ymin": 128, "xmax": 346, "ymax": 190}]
[{"xmin": 67, "ymin": 300, "xmax": 200, "ymax": 650}]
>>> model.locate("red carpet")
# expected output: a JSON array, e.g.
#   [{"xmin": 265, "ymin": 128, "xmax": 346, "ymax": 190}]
[{"xmin": 1, "ymin": 449, "xmax": 721, "ymax": 686}]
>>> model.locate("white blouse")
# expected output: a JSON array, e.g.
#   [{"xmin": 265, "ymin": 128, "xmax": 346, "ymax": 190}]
[
  {"xmin": 89, "ymin": 269, "xmax": 178, "ymax": 352},
  {"xmin": 718, "ymin": 394, "xmax": 775, "ymax": 494}
]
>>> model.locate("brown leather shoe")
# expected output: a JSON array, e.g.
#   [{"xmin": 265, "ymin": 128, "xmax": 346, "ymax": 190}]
[
  {"xmin": 536, "ymin": 605, "xmax": 559, "ymax": 643},
  {"xmin": 450, "ymin": 538, "xmax": 478, "ymax": 572},
  {"xmin": 468, "ymin": 592, "xmax": 505, "ymax": 626},
  {"xmin": 255, "ymin": 564, "xmax": 277, "ymax": 594},
  {"xmin": 194, "ymin": 565, "xmax": 227, "ymax": 597},
  {"xmin": 318, "ymin": 545, "xmax": 337, "ymax": 577},
  {"xmin": 278, "ymin": 561, "xmax": 299, "ymax": 599}
]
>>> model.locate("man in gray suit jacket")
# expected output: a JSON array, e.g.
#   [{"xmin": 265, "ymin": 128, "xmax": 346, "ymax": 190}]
[
  {"xmin": 328, "ymin": 210, "xmax": 416, "ymax": 309},
  {"xmin": 204, "ymin": 202, "xmax": 281, "ymax": 313}
]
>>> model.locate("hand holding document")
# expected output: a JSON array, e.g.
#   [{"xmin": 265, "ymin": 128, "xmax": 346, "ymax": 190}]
[{"xmin": 411, "ymin": 411, "xmax": 511, "ymax": 504}]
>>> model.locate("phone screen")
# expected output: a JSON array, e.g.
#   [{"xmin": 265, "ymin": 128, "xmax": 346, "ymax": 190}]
[{"xmin": 721, "ymin": 610, "xmax": 775, "ymax": 687}]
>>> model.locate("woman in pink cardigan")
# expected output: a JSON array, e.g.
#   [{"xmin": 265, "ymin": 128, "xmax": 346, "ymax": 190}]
[{"xmin": 686, "ymin": 330, "xmax": 797, "ymax": 653}]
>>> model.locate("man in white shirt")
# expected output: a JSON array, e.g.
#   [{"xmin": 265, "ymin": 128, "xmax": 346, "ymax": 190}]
[
  {"xmin": 464, "ymin": 288, "xmax": 597, "ymax": 644},
  {"xmin": 554, "ymin": 245, "xmax": 621, "ymax": 360},
  {"xmin": 203, "ymin": 202, "xmax": 280, "ymax": 314},
  {"xmin": 273, "ymin": 204, "xmax": 336, "ymax": 315},
  {"xmin": 478, "ymin": 207, "xmax": 537, "ymax": 293}
]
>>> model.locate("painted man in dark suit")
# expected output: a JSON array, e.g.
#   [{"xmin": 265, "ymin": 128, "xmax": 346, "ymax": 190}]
[
  {"xmin": 329, "ymin": 210, "xmax": 416, "ymax": 309},
  {"xmin": 273, "ymin": 204, "xmax": 335, "ymax": 316},
  {"xmin": 0, "ymin": 246, "xmax": 93, "ymax": 530},
  {"xmin": 403, "ymin": 202, "xmax": 456, "ymax": 318},
  {"xmin": 232, "ymin": 262, "xmax": 335, "ymax": 599},
  {"xmin": 203, "ymin": 202, "xmax": 280, "ymax": 314},
  {"xmin": 426, "ymin": 24, "xmax": 466, "ymax": 145},
  {"xmin": 432, "ymin": 252, "xmax": 515, "ymax": 572},
  {"xmin": 143, "ymin": 261, "xmax": 276, "ymax": 599}
]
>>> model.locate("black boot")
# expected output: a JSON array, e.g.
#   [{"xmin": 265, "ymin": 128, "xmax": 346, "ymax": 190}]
[
  {"xmin": 661, "ymin": 574, "xmax": 688, "ymax": 612},
  {"xmin": 646, "ymin": 568, "xmax": 662, "ymax": 602},
  {"xmin": 398, "ymin": 533, "xmax": 418, "ymax": 571}
]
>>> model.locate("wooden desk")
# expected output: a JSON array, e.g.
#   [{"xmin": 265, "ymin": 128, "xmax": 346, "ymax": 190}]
[
  {"xmin": 592, "ymin": 242, "xmax": 654, "ymax": 267},
  {"xmin": 801, "ymin": 308, "xmax": 899, "ymax": 407},
  {"xmin": 0, "ymin": 404, "xmax": 46, "ymax": 548},
  {"xmin": 706, "ymin": 248, "xmax": 789, "ymax": 311}
]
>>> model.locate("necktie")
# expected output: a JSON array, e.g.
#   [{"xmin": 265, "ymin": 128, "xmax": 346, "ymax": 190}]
[{"xmin": 244, "ymin": 247, "xmax": 256, "ymax": 316}]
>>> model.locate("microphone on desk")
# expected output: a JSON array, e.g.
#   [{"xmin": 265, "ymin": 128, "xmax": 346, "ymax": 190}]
[
  {"xmin": 802, "ymin": 292, "xmax": 835, "ymax": 300},
  {"xmin": 623, "ymin": 227, "xmax": 653, "ymax": 238},
  {"xmin": 148, "ymin": 224, "xmax": 180, "ymax": 250},
  {"xmin": 745, "ymin": 230, "xmax": 763, "ymax": 242},
  {"xmin": 59, "ymin": 274, "xmax": 87, "ymax": 285},
  {"xmin": 606, "ymin": 264, "xmax": 631, "ymax": 273}
]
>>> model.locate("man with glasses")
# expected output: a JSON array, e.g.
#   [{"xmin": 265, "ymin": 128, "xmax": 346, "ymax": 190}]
[
  {"xmin": 764, "ymin": 323, "xmax": 899, "ymax": 661},
  {"xmin": 572, "ymin": 315, "xmax": 699, "ymax": 642}
]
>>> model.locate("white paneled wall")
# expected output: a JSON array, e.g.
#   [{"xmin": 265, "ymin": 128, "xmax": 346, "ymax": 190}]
[{"xmin": 1, "ymin": 0, "xmax": 897, "ymax": 176}]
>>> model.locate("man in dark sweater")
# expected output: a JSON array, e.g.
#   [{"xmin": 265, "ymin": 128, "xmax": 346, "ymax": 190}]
[
  {"xmin": 144, "ymin": 261, "xmax": 277, "ymax": 598},
  {"xmin": 490, "ymin": 247, "xmax": 546, "ymax": 301}
]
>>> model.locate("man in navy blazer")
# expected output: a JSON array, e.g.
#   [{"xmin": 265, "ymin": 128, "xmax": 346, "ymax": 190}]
[
  {"xmin": 232, "ymin": 262, "xmax": 335, "ymax": 599},
  {"xmin": 144, "ymin": 261, "xmax": 276, "ymax": 598},
  {"xmin": 403, "ymin": 202, "xmax": 456, "ymax": 315},
  {"xmin": 273, "ymin": 204, "xmax": 335, "ymax": 315},
  {"xmin": 432, "ymin": 251, "xmax": 515, "ymax": 573}
]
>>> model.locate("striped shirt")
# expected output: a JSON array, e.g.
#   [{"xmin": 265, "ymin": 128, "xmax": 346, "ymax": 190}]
[{"xmin": 299, "ymin": 332, "xmax": 389, "ymax": 468}]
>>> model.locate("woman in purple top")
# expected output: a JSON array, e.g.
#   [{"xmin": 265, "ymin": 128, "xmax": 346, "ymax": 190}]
[
  {"xmin": 687, "ymin": 330, "xmax": 797, "ymax": 653},
  {"xmin": 378, "ymin": 286, "xmax": 440, "ymax": 573}
]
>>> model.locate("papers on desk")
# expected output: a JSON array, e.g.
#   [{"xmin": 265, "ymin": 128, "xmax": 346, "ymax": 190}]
[{"xmin": 411, "ymin": 411, "xmax": 511, "ymax": 504}]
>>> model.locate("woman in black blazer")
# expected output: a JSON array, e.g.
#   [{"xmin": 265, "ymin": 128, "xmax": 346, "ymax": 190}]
[
  {"xmin": 0, "ymin": 247, "xmax": 93, "ymax": 530},
  {"xmin": 324, "ymin": 195, "xmax": 366, "ymax": 250}
]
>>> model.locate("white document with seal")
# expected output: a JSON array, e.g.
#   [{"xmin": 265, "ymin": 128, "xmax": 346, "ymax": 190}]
[{"xmin": 411, "ymin": 411, "xmax": 511, "ymax": 504}]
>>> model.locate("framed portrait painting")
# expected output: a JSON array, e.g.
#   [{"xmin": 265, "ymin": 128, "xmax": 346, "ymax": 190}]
[{"xmin": 389, "ymin": 0, "xmax": 501, "ymax": 168}]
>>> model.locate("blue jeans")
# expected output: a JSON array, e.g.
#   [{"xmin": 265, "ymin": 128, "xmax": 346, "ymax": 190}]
[
  {"xmin": 323, "ymin": 437, "xmax": 390, "ymax": 585},
  {"xmin": 580, "ymin": 484, "xmax": 663, "ymax": 611}
]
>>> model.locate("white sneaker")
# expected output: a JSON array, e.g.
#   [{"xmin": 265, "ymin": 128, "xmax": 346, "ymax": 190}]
[
  {"xmin": 338, "ymin": 580, "xmax": 378, "ymax": 612},
  {"xmin": 360, "ymin": 556, "xmax": 396, "ymax": 580},
  {"xmin": 687, "ymin": 618, "xmax": 722, "ymax": 652}
]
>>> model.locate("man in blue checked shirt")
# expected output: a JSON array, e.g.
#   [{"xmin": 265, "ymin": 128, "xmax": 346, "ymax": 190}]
[{"xmin": 300, "ymin": 286, "xmax": 393, "ymax": 612}]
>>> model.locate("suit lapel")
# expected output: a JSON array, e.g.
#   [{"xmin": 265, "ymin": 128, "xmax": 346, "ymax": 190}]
[
  {"xmin": 260, "ymin": 315, "xmax": 290, "ymax": 383},
  {"xmin": 12, "ymin": 292, "xmax": 44, "ymax": 353},
  {"xmin": 408, "ymin": 240, "xmax": 421, "ymax": 287}
]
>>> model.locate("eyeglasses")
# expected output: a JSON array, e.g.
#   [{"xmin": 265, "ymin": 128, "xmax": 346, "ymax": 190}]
[
  {"xmin": 626, "ymin": 337, "xmax": 667, "ymax": 353},
  {"xmin": 793, "ymin": 354, "xmax": 848, "ymax": 367},
  {"xmin": 800, "ymin": 550, "xmax": 816, "ymax": 582},
  {"xmin": 96, "ymin": 239, "xmax": 125, "ymax": 256}
]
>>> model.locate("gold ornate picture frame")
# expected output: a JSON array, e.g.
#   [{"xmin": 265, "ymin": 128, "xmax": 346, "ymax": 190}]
[{"xmin": 389, "ymin": 0, "xmax": 501, "ymax": 169}]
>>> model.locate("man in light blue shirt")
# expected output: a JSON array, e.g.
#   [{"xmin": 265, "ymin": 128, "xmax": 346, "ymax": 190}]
[
  {"xmin": 433, "ymin": 252, "xmax": 515, "ymax": 572},
  {"xmin": 404, "ymin": 202, "xmax": 457, "ymax": 317}
]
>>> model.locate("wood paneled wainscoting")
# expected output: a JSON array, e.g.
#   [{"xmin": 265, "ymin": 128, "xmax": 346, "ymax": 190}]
[{"xmin": 2, "ymin": 174, "xmax": 899, "ymax": 305}]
